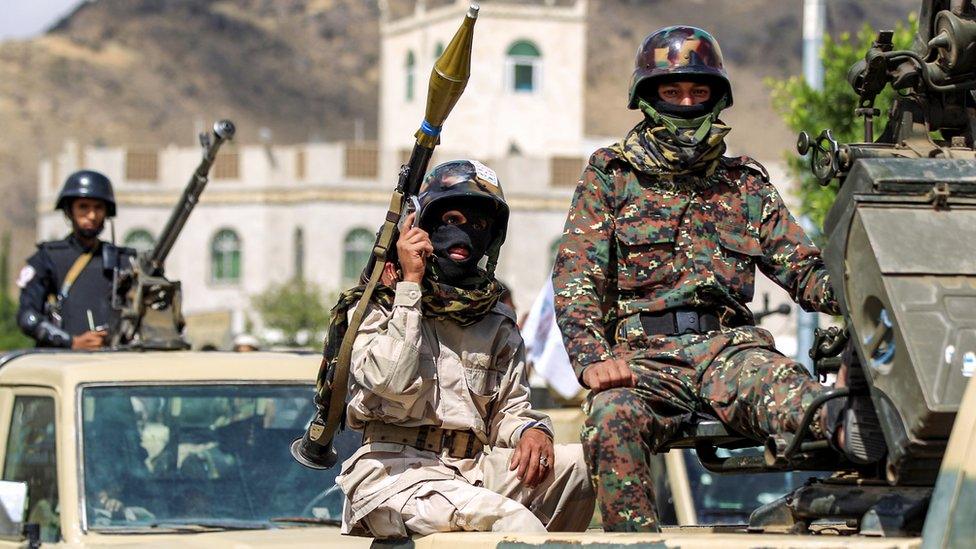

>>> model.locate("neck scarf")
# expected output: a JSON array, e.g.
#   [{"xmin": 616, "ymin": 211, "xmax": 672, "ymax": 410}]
[
  {"xmin": 610, "ymin": 118, "xmax": 731, "ymax": 178},
  {"xmin": 319, "ymin": 273, "xmax": 504, "ymax": 388}
]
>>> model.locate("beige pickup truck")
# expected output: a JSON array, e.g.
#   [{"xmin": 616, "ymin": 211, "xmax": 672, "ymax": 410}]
[{"xmin": 0, "ymin": 350, "xmax": 363, "ymax": 548}]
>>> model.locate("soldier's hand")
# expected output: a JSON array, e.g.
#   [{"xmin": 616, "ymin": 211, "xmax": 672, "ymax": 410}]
[
  {"xmin": 511, "ymin": 427, "xmax": 554, "ymax": 488},
  {"xmin": 396, "ymin": 213, "xmax": 433, "ymax": 284},
  {"xmin": 72, "ymin": 330, "xmax": 107, "ymax": 350},
  {"xmin": 582, "ymin": 358, "xmax": 637, "ymax": 393}
]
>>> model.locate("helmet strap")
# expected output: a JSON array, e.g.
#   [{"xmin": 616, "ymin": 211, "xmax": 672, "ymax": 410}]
[{"xmin": 638, "ymin": 95, "xmax": 728, "ymax": 146}]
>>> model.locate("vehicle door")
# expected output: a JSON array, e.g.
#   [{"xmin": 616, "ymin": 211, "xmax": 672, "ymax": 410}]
[{"xmin": 0, "ymin": 388, "xmax": 61, "ymax": 546}]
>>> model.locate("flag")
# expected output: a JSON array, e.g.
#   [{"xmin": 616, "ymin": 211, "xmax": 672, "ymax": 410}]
[{"xmin": 521, "ymin": 279, "xmax": 581, "ymax": 399}]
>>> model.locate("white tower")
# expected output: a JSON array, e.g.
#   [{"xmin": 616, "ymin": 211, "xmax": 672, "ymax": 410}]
[{"xmin": 378, "ymin": 0, "xmax": 588, "ymax": 178}]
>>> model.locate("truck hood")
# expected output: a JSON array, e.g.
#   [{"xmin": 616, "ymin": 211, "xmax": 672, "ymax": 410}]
[{"xmin": 76, "ymin": 526, "xmax": 369, "ymax": 548}]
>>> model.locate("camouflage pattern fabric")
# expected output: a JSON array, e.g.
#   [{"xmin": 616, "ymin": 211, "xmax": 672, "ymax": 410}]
[
  {"xmin": 610, "ymin": 118, "xmax": 731, "ymax": 177},
  {"xmin": 552, "ymin": 147, "xmax": 839, "ymax": 373},
  {"xmin": 641, "ymin": 26, "xmax": 725, "ymax": 74},
  {"xmin": 581, "ymin": 324, "xmax": 829, "ymax": 532},
  {"xmin": 628, "ymin": 25, "xmax": 732, "ymax": 109},
  {"xmin": 551, "ymin": 144, "xmax": 840, "ymax": 531}
]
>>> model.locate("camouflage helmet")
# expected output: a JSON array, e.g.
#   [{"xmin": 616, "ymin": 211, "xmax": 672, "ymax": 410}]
[
  {"xmin": 628, "ymin": 26, "xmax": 733, "ymax": 110},
  {"xmin": 55, "ymin": 170, "xmax": 117, "ymax": 217},
  {"xmin": 417, "ymin": 160, "xmax": 509, "ymax": 274}
]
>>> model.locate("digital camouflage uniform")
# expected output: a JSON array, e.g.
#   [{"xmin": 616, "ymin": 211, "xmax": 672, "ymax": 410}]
[{"xmin": 552, "ymin": 148, "xmax": 841, "ymax": 531}]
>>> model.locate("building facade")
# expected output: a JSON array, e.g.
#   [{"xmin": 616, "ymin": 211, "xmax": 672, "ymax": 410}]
[{"xmin": 35, "ymin": 0, "xmax": 804, "ymax": 353}]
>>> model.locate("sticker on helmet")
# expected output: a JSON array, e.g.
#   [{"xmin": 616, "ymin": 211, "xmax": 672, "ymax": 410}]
[
  {"xmin": 470, "ymin": 160, "xmax": 500, "ymax": 191},
  {"xmin": 16, "ymin": 265, "xmax": 35, "ymax": 289}
]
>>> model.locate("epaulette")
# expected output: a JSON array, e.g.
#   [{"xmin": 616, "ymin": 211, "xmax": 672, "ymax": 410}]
[
  {"xmin": 491, "ymin": 301, "xmax": 518, "ymax": 324},
  {"xmin": 723, "ymin": 155, "xmax": 770, "ymax": 182},
  {"xmin": 587, "ymin": 147, "xmax": 626, "ymax": 174}
]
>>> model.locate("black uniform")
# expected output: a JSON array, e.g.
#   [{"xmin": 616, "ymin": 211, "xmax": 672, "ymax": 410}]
[{"xmin": 17, "ymin": 235, "xmax": 135, "ymax": 348}]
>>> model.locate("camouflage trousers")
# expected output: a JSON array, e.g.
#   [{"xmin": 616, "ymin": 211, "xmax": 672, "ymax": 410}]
[{"xmin": 581, "ymin": 321, "xmax": 828, "ymax": 532}]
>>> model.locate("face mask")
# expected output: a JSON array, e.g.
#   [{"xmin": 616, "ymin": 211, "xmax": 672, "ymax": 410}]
[
  {"xmin": 427, "ymin": 211, "xmax": 493, "ymax": 285},
  {"xmin": 638, "ymin": 95, "xmax": 728, "ymax": 147}
]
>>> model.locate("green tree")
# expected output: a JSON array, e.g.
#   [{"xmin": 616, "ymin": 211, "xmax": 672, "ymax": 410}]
[
  {"xmin": 0, "ymin": 233, "xmax": 31, "ymax": 350},
  {"xmin": 768, "ymin": 14, "xmax": 917, "ymax": 228},
  {"xmin": 251, "ymin": 279, "xmax": 331, "ymax": 346}
]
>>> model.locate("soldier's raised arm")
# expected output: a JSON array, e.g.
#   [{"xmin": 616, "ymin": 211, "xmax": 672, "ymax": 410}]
[
  {"xmin": 349, "ymin": 283, "xmax": 428, "ymax": 405},
  {"xmin": 552, "ymin": 157, "xmax": 617, "ymax": 379}
]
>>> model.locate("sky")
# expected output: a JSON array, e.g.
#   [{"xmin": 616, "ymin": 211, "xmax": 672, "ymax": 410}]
[{"xmin": 0, "ymin": 0, "xmax": 86, "ymax": 40}]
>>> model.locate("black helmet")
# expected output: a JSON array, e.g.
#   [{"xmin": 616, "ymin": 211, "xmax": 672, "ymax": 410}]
[
  {"xmin": 628, "ymin": 26, "xmax": 733, "ymax": 110},
  {"xmin": 417, "ymin": 160, "xmax": 509, "ymax": 275},
  {"xmin": 55, "ymin": 170, "xmax": 116, "ymax": 217}
]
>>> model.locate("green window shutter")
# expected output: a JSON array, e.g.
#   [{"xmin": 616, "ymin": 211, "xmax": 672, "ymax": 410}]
[
  {"xmin": 212, "ymin": 229, "xmax": 242, "ymax": 283},
  {"xmin": 507, "ymin": 41, "xmax": 540, "ymax": 57},
  {"xmin": 343, "ymin": 228, "xmax": 374, "ymax": 288}
]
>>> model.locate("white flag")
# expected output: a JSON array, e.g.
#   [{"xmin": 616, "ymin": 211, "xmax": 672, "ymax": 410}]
[{"xmin": 522, "ymin": 279, "xmax": 581, "ymax": 399}]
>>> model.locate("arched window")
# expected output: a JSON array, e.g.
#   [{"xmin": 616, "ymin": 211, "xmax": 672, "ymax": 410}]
[
  {"xmin": 405, "ymin": 50, "xmax": 416, "ymax": 101},
  {"xmin": 123, "ymin": 229, "xmax": 155, "ymax": 254},
  {"xmin": 433, "ymin": 41, "xmax": 445, "ymax": 59},
  {"xmin": 211, "ymin": 229, "xmax": 242, "ymax": 283},
  {"xmin": 343, "ymin": 228, "xmax": 374, "ymax": 287},
  {"xmin": 506, "ymin": 40, "xmax": 542, "ymax": 93},
  {"xmin": 293, "ymin": 227, "xmax": 305, "ymax": 281}
]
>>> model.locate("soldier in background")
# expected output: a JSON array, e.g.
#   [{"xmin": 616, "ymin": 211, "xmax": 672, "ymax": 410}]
[
  {"xmin": 335, "ymin": 160, "xmax": 594, "ymax": 538},
  {"xmin": 233, "ymin": 333, "xmax": 261, "ymax": 352},
  {"xmin": 17, "ymin": 170, "xmax": 135, "ymax": 349},
  {"xmin": 552, "ymin": 26, "xmax": 878, "ymax": 532}
]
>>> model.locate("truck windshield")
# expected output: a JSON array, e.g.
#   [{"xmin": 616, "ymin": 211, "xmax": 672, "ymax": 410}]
[{"xmin": 80, "ymin": 384, "xmax": 358, "ymax": 531}]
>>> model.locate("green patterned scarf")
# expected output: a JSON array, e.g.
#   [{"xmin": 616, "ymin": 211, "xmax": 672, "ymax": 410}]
[
  {"xmin": 611, "ymin": 118, "xmax": 731, "ymax": 178},
  {"xmin": 318, "ymin": 273, "xmax": 503, "ymax": 390}
]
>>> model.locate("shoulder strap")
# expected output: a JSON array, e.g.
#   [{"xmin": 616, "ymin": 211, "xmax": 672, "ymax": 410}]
[{"xmin": 56, "ymin": 251, "xmax": 94, "ymax": 302}]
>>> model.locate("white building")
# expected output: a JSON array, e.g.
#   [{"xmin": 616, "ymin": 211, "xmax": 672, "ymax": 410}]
[{"xmin": 35, "ymin": 0, "xmax": 802, "ymax": 352}]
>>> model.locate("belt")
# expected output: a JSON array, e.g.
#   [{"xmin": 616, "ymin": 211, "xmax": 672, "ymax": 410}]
[
  {"xmin": 362, "ymin": 422, "xmax": 482, "ymax": 459},
  {"xmin": 640, "ymin": 309, "xmax": 723, "ymax": 336}
]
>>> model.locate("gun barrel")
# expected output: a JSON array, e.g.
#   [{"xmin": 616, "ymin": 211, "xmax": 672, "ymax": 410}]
[{"xmin": 149, "ymin": 120, "xmax": 235, "ymax": 273}]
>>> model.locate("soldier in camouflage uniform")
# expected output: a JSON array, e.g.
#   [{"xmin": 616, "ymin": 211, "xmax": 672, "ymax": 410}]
[
  {"xmin": 552, "ymin": 26, "xmax": 864, "ymax": 532},
  {"xmin": 335, "ymin": 161, "xmax": 594, "ymax": 538}
]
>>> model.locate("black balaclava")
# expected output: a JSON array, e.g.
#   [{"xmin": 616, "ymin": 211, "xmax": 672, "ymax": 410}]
[{"xmin": 423, "ymin": 202, "xmax": 494, "ymax": 287}]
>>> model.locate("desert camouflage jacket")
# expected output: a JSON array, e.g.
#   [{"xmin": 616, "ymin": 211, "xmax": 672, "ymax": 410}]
[
  {"xmin": 345, "ymin": 281, "xmax": 551, "ymax": 444},
  {"xmin": 552, "ymin": 148, "xmax": 840, "ymax": 376}
]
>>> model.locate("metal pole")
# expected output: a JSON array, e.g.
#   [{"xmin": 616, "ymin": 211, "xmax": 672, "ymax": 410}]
[
  {"xmin": 797, "ymin": 0, "xmax": 826, "ymax": 373},
  {"xmin": 803, "ymin": 0, "xmax": 826, "ymax": 92}
]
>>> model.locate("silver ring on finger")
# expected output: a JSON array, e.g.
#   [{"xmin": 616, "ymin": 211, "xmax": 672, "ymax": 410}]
[{"xmin": 539, "ymin": 455, "xmax": 549, "ymax": 468}]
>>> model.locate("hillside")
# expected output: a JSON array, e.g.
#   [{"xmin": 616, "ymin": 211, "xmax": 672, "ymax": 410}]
[{"xmin": 0, "ymin": 0, "xmax": 916, "ymax": 276}]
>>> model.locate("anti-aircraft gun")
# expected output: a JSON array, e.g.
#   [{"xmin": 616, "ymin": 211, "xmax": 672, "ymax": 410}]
[
  {"xmin": 795, "ymin": 0, "xmax": 976, "ymax": 486},
  {"xmin": 110, "ymin": 120, "xmax": 236, "ymax": 350}
]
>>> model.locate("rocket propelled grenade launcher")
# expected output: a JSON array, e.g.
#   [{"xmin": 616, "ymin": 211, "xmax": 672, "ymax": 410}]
[
  {"xmin": 291, "ymin": 4, "xmax": 479, "ymax": 470},
  {"xmin": 111, "ymin": 120, "xmax": 236, "ymax": 350}
]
